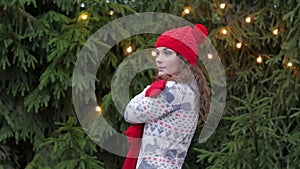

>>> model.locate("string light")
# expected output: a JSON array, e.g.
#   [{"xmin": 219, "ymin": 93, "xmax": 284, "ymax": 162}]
[
  {"xmin": 207, "ymin": 53, "xmax": 213, "ymax": 59},
  {"xmin": 108, "ymin": 10, "xmax": 114, "ymax": 15},
  {"xmin": 126, "ymin": 46, "xmax": 133, "ymax": 54},
  {"xmin": 184, "ymin": 7, "xmax": 191, "ymax": 14},
  {"xmin": 152, "ymin": 50, "xmax": 157, "ymax": 57},
  {"xmin": 81, "ymin": 14, "xmax": 88, "ymax": 20},
  {"xmin": 245, "ymin": 16, "xmax": 251, "ymax": 23},
  {"xmin": 220, "ymin": 3, "xmax": 226, "ymax": 9},
  {"xmin": 80, "ymin": 3, "xmax": 85, "ymax": 8},
  {"xmin": 79, "ymin": 13, "xmax": 89, "ymax": 21},
  {"xmin": 236, "ymin": 42, "xmax": 242, "ymax": 49},
  {"xmin": 221, "ymin": 28, "xmax": 228, "ymax": 35},
  {"xmin": 272, "ymin": 28, "xmax": 279, "ymax": 35},
  {"xmin": 95, "ymin": 105, "xmax": 103, "ymax": 114},
  {"xmin": 256, "ymin": 55, "xmax": 263, "ymax": 64},
  {"xmin": 219, "ymin": 28, "xmax": 229, "ymax": 37},
  {"xmin": 287, "ymin": 62, "xmax": 293, "ymax": 67}
]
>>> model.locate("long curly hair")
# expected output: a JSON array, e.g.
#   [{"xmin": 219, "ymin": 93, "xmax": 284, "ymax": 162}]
[{"xmin": 158, "ymin": 56, "xmax": 210, "ymax": 125}]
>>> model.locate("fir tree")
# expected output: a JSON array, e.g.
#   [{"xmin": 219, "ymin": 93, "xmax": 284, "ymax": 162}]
[{"xmin": 0, "ymin": 0, "xmax": 299, "ymax": 168}]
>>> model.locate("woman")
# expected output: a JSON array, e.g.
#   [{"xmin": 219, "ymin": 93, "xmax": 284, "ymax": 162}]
[{"xmin": 123, "ymin": 24, "xmax": 210, "ymax": 169}]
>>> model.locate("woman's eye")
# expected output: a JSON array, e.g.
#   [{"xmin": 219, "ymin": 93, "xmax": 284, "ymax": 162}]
[
  {"xmin": 164, "ymin": 50, "xmax": 173, "ymax": 56},
  {"xmin": 154, "ymin": 49, "xmax": 176, "ymax": 57}
]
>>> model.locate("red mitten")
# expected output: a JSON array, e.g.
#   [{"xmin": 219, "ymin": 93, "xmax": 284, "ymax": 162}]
[{"xmin": 145, "ymin": 80, "xmax": 167, "ymax": 97}]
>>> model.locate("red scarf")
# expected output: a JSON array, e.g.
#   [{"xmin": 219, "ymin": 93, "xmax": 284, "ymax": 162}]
[{"xmin": 122, "ymin": 80, "xmax": 166, "ymax": 169}]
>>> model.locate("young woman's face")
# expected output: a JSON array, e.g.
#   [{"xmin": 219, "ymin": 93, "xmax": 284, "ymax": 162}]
[{"xmin": 155, "ymin": 47, "xmax": 181, "ymax": 77}]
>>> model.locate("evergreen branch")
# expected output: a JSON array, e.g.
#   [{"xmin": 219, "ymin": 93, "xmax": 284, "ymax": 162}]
[{"xmin": 18, "ymin": 8, "xmax": 36, "ymax": 22}]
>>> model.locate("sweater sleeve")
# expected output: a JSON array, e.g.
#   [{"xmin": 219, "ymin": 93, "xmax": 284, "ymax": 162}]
[{"xmin": 124, "ymin": 81, "xmax": 182, "ymax": 123}]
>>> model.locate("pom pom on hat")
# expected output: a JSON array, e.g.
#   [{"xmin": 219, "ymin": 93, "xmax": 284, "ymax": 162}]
[
  {"xmin": 155, "ymin": 23, "xmax": 208, "ymax": 65},
  {"xmin": 193, "ymin": 24, "xmax": 208, "ymax": 45}
]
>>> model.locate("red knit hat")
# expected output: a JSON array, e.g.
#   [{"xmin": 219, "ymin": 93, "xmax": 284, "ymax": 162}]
[{"xmin": 155, "ymin": 24, "xmax": 208, "ymax": 65}]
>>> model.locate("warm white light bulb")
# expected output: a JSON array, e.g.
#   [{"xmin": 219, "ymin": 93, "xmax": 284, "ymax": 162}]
[
  {"xmin": 272, "ymin": 29, "xmax": 279, "ymax": 35},
  {"xmin": 236, "ymin": 42, "xmax": 242, "ymax": 49},
  {"xmin": 222, "ymin": 29, "xmax": 227, "ymax": 35},
  {"xmin": 108, "ymin": 10, "xmax": 114, "ymax": 15},
  {"xmin": 127, "ymin": 46, "xmax": 133, "ymax": 53},
  {"xmin": 220, "ymin": 3, "xmax": 226, "ymax": 9},
  {"xmin": 207, "ymin": 53, "xmax": 213, "ymax": 59},
  {"xmin": 81, "ymin": 3, "xmax": 85, "ymax": 8},
  {"xmin": 256, "ymin": 56, "xmax": 263, "ymax": 63},
  {"xmin": 95, "ymin": 105, "xmax": 102, "ymax": 112},
  {"xmin": 287, "ymin": 62, "xmax": 293, "ymax": 67},
  {"xmin": 80, "ymin": 13, "xmax": 89, "ymax": 20},
  {"xmin": 184, "ymin": 8, "xmax": 190, "ymax": 14},
  {"xmin": 245, "ymin": 17, "xmax": 251, "ymax": 23},
  {"xmin": 152, "ymin": 50, "xmax": 156, "ymax": 57}
]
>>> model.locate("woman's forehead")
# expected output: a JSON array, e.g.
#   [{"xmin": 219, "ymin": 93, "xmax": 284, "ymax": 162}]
[{"xmin": 156, "ymin": 47, "xmax": 176, "ymax": 52}]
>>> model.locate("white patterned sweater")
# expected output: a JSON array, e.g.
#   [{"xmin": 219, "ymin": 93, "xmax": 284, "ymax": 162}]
[{"xmin": 124, "ymin": 81, "xmax": 199, "ymax": 169}]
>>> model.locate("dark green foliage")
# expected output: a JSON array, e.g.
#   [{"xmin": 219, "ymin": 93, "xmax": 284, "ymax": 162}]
[
  {"xmin": 0, "ymin": 0, "xmax": 299, "ymax": 169},
  {"xmin": 25, "ymin": 117, "xmax": 104, "ymax": 169}
]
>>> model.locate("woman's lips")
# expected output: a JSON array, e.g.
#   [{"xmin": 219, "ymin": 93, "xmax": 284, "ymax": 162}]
[{"xmin": 157, "ymin": 67, "xmax": 165, "ymax": 70}]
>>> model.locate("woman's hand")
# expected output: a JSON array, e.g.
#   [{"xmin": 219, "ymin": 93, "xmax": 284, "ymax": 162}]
[{"xmin": 145, "ymin": 80, "xmax": 167, "ymax": 97}]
